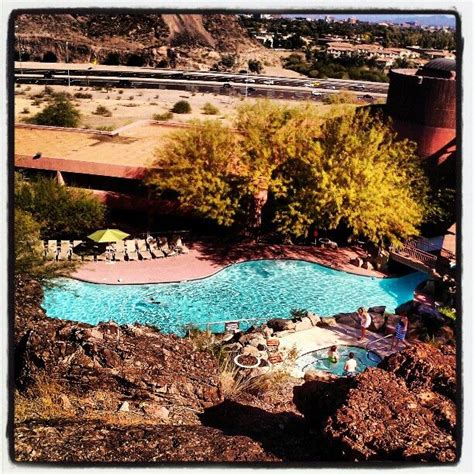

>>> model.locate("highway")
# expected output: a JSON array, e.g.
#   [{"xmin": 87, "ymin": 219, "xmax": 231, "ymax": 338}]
[{"xmin": 14, "ymin": 62, "xmax": 388, "ymax": 101}]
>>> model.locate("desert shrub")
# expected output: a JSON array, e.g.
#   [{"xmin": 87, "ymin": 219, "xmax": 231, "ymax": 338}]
[
  {"xmin": 26, "ymin": 93, "xmax": 81, "ymax": 127},
  {"xmin": 123, "ymin": 103, "xmax": 139, "ymax": 107},
  {"xmin": 153, "ymin": 111, "xmax": 173, "ymax": 121},
  {"xmin": 202, "ymin": 102, "xmax": 219, "ymax": 115},
  {"xmin": 21, "ymin": 107, "xmax": 30, "ymax": 114},
  {"xmin": 323, "ymin": 92, "xmax": 356, "ymax": 104},
  {"xmin": 96, "ymin": 125, "xmax": 115, "ymax": 131},
  {"xmin": 118, "ymin": 90, "xmax": 124, "ymax": 94},
  {"xmin": 74, "ymin": 92, "xmax": 93, "ymax": 99},
  {"xmin": 93, "ymin": 105, "xmax": 112, "ymax": 117},
  {"xmin": 128, "ymin": 95, "xmax": 134, "ymax": 100},
  {"xmin": 439, "ymin": 306, "xmax": 456, "ymax": 321},
  {"xmin": 171, "ymin": 100, "xmax": 191, "ymax": 114}
]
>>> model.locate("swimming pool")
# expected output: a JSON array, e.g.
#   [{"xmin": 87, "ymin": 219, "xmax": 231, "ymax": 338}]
[
  {"xmin": 43, "ymin": 259, "xmax": 426, "ymax": 335},
  {"xmin": 297, "ymin": 345, "xmax": 382, "ymax": 376}
]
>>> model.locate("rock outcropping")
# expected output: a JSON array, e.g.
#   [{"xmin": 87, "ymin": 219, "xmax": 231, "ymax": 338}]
[
  {"xmin": 14, "ymin": 13, "xmax": 276, "ymax": 70},
  {"xmin": 294, "ymin": 345, "xmax": 457, "ymax": 462}
]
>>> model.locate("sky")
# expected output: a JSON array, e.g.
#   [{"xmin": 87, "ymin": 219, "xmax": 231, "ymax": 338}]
[{"xmin": 283, "ymin": 14, "xmax": 456, "ymax": 28}]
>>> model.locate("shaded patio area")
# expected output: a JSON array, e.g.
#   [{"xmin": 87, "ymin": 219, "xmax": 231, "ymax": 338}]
[{"xmin": 71, "ymin": 240, "xmax": 389, "ymax": 285}]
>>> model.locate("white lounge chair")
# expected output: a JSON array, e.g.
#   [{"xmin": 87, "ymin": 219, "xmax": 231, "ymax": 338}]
[
  {"xmin": 137, "ymin": 239, "xmax": 152, "ymax": 260},
  {"xmin": 125, "ymin": 240, "xmax": 137, "ymax": 261},
  {"xmin": 46, "ymin": 240, "xmax": 57, "ymax": 260}
]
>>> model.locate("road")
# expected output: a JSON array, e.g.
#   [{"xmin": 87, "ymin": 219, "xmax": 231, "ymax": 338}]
[{"xmin": 14, "ymin": 62, "xmax": 388, "ymax": 102}]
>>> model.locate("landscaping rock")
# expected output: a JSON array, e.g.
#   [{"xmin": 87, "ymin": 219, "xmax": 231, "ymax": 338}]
[
  {"xmin": 59, "ymin": 394, "xmax": 73, "ymax": 411},
  {"xmin": 273, "ymin": 330, "xmax": 296, "ymax": 338},
  {"xmin": 242, "ymin": 345, "xmax": 260, "ymax": 357},
  {"xmin": 142, "ymin": 403, "xmax": 170, "ymax": 420},
  {"xmin": 384, "ymin": 313, "xmax": 398, "ymax": 335},
  {"xmin": 316, "ymin": 317, "xmax": 336, "ymax": 328},
  {"xmin": 118, "ymin": 401, "xmax": 130, "ymax": 413},
  {"xmin": 350, "ymin": 257, "xmax": 363, "ymax": 267},
  {"xmin": 247, "ymin": 335, "xmax": 267, "ymax": 348},
  {"xmin": 306, "ymin": 312, "xmax": 321, "ymax": 326},
  {"xmin": 368, "ymin": 313, "xmax": 386, "ymax": 332},
  {"xmin": 262, "ymin": 326, "xmax": 273, "ymax": 338},
  {"xmin": 304, "ymin": 370, "xmax": 337, "ymax": 383},
  {"xmin": 294, "ymin": 317, "xmax": 313, "ymax": 332},
  {"xmin": 267, "ymin": 318, "xmax": 296, "ymax": 332},
  {"xmin": 334, "ymin": 313, "xmax": 359, "ymax": 329}
]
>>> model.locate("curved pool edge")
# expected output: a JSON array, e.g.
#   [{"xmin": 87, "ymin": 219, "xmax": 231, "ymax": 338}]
[{"xmin": 69, "ymin": 256, "xmax": 404, "ymax": 287}]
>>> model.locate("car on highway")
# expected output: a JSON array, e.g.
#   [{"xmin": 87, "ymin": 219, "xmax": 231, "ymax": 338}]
[
  {"xmin": 327, "ymin": 85, "xmax": 336, "ymax": 90},
  {"xmin": 362, "ymin": 94, "xmax": 374, "ymax": 99},
  {"xmin": 222, "ymin": 82, "xmax": 232, "ymax": 88},
  {"xmin": 248, "ymin": 87, "xmax": 256, "ymax": 93},
  {"xmin": 311, "ymin": 81, "xmax": 321, "ymax": 87},
  {"xmin": 43, "ymin": 71, "xmax": 53, "ymax": 79},
  {"xmin": 263, "ymin": 79, "xmax": 274, "ymax": 85},
  {"xmin": 245, "ymin": 78, "xmax": 256, "ymax": 83},
  {"xmin": 304, "ymin": 82, "xmax": 313, "ymax": 87},
  {"xmin": 311, "ymin": 91, "xmax": 322, "ymax": 96}
]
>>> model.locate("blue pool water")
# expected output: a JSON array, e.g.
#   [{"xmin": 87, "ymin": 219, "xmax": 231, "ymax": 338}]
[
  {"xmin": 297, "ymin": 345, "xmax": 382, "ymax": 376},
  {"xmin": 43, "ymin": 259, "xmax": 426, "ymax": 335}
]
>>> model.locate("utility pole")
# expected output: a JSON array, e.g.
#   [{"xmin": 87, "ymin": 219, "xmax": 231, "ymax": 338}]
[{"xmin": 66, "ymin": 41, "xmax": 70, "ymax": 87}]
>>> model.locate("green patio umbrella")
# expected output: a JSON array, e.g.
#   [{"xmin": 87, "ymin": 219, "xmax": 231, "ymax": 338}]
[{"xmin": 87, "ymin": 228, "xmax": 130, "ymax": 243}]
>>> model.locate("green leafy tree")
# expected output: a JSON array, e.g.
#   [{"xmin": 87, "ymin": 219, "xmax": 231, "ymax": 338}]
[
  {"xmin": 27, "ymin": 92, "xmax": 81, "ymax": 128},
  {"xmin": 236, "ymin": 100, "xmax": 321, "ymax": 231},
  {"xmin": 171, "ymin": 100, "xmax": 191, "ymax": 114},
  {"xmin": 15, "ymin": 173, "xmax": 105, "ymax": 237},
  {"xmin": 14, "ymin": 209, "xmax": 74, "ymax": 281},
  {"xmin": 147, "ymin": 121, "xmax": 242, "ymax": 226},
  {"xmin": 248, "ymin": 59, "xmax": 263, "ymax": 74},
  {"xmin": 272, "ymin": 109, "xmax": 427, "ymax": 246}
]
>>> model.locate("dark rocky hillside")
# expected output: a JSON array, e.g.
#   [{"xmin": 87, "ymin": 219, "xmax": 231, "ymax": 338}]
[
  {"xmin": 14, "ymin": 13, "xmax": 277, "ymax": 70},
  {"xmin": 13, "ymin": 277, "xmax": 457, "ymax": 463}
]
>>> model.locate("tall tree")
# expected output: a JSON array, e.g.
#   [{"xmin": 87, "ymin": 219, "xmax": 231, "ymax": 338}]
[
  {"xmin": 147, "ymin": 120, "xmax": 242, "ymax": 227},
  {"xmin": 272, "ymin": 109, "xmax": 428, "ymax": 246},
  {"xmin": 236, "ymin": 101, "xmax": 321, "ymax": 231}
]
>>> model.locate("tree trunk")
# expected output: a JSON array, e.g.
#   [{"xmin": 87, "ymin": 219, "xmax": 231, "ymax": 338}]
[{"xmin": 249, "ymin": 188, "xmax": 268, "ymax": 236}]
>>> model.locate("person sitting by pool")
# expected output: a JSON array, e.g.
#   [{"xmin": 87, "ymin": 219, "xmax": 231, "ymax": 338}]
[
  {"xmin": 391, "ymin": 312, "xmax": 409, "ymax": 351},
  {"xmin": 357, "ymin": 307, "xmax": 371, "ymax": 341},
  {"xmin": 327, "ymin": 345, "xmax": 339, "ymax": 363},
  {"xmin": 344, "ymin": 352, "xmax": 357, "ymax": 376}
]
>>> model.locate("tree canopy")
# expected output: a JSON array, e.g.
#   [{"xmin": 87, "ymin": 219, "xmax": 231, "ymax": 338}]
[
  {"xmin": 147, "ymin": 102, "xmax": 428, "ymax": 246},
  {"xmin": 15, "ymin": 173, "xmax": 105, "ymax": 238}
]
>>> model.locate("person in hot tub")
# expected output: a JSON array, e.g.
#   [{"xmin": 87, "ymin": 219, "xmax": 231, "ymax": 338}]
[
  {"xmin": 327, "ymin": 345, "xmax": 339, "ymax": 363},
  {"xmin": 344, "ymin": 352, "xmax": 358, "ymax": 376}
]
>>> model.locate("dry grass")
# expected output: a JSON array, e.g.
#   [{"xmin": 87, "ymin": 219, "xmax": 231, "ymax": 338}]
[{"xmin": 14, "ymin": 377, "xmax": 165, "ymax": 426}]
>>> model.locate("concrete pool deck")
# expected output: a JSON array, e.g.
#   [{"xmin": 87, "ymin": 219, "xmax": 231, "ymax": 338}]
[{"xmin": 71, "ymin": 241, "xmax": 388, "ymax": 284}]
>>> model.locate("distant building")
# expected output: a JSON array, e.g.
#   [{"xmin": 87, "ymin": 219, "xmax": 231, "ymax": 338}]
[{"xmin": 386, "ymin": 58, "xmax": 456, "ymax": 172}]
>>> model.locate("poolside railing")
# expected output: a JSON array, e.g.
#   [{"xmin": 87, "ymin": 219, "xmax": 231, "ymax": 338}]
[{"xmin": 196, "ymin": 317, "xmax": 267, "ymax": 334}]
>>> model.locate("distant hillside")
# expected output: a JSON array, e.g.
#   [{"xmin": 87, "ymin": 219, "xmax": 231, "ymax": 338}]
[{"xmin": 14, "ymin": 13, "xmax": 279, "ymax": 70}]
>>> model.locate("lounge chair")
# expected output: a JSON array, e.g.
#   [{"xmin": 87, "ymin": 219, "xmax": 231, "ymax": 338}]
[
  {"xmin": 174, "ymin": 237, "xmax": 189, "ymax": 254},
  {"xmin": 159, "ymin": 237, "xmax": 177, "ymax": 257},
  {"xmin": 114, "ymin": 240, "xmax": 125, "ymax": 261},
  {"xmin": 60, "ymin": 240, "xmax": 71, "ymax": 261},
  {"xmin": 46, "ymin": 240, "xmax": 57, "ymax": 260},
  {"xmin": 125, "ymin": 240, "xmax": 137, "ymax": 261},
  {"xmin": 137, "ymin": 239, "xmax": 152, "ymax": 260},
  {"xmin": 149, "ymin": 242, "xmax": 165, "ymax": 259}
]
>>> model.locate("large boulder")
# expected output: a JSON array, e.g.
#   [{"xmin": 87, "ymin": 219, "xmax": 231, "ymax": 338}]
[
  {"xmin": 267, "ymin": 318, "xmax": 296, "ymax": 332},
  {"xmin": 334, "ymin": 313, "xmax": 359, "ymax": 329},
  {"xmin": 322, "ymin": 369, "xmax": 456, "ymax": 462},
  {"xmin": 379, "ymin": 344, "xmax": 456, "ymax": 401}
]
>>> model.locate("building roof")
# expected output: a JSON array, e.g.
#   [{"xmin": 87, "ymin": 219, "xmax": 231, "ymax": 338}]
[
  {"xmin": 14, "ymin": 122, "xmax": 180, "ymax": 179},
  {"xmin": 418, "ymin": 58, "xmax": 456, "ymax": 79}
]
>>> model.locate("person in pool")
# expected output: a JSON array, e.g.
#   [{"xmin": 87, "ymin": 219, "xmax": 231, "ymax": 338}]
[
  {"xmin": 357, "ymin": 307, "xmax": 371, "ymax": 341},
  {"xmin": 327, "ymin": 345, "xmax": 339, "ymax": 363},
  {"xmin": 391, "ymin": 312, "xmax": 409, "ymax": 351},
  {"xmin": 344, "ymin": 352, "xmax": 357, "ymax": 376}
]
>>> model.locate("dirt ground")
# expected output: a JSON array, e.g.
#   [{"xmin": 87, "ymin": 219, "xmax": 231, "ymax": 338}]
[{"xmin": 14, "ymin": 83, "xmax": 357, "ymax": 130}]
